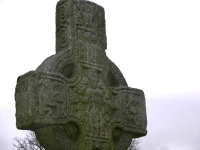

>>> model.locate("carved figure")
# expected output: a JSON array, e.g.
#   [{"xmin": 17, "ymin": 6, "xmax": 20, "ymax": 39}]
[{"xmin": 15, "ymin": 0, "xmax": 147, "ymax": 149}]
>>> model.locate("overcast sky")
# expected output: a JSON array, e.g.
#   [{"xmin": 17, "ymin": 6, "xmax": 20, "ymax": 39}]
[{"xmin": 0, "ymin": 0, "xmax": 200, "ymax": 149}]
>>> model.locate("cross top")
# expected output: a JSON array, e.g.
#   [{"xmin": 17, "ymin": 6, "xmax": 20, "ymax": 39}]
[{"xmin": 15, "ymin": 0, "xmax": 147, "ymax": 149}]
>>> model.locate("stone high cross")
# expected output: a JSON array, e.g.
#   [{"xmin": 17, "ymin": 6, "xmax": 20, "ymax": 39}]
[{"xmin": 15, "ymin": 0, "xmax": 147, "ymax": 149}]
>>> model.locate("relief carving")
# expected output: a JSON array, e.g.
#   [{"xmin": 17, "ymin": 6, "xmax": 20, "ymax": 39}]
[
  {"xmin": 38, "ymin": 79, "xmax": 66, "ymax": 118},
  {"xmin": 15, "ymin": 0, "xmax": 147, "ymax": 149}
]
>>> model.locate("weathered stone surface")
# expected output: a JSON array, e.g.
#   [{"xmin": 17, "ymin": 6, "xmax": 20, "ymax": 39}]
[{"xmin": 15, "ymin": 0, "xmax": 147, "ymax": 149}]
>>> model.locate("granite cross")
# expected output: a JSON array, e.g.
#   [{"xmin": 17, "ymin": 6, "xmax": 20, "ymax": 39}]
[{"xmin": 15, "ymin": 0, "xmax": 147, "ymax": 149}]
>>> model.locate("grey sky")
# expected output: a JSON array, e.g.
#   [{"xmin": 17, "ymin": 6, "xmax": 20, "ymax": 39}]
[
  {"xmin": 0, "ymin": 0, "xmax": 200, "ymax": 149},
  {"xmin": 140, "ymin": 94, "xmax": 200, "ymax": 150}
]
